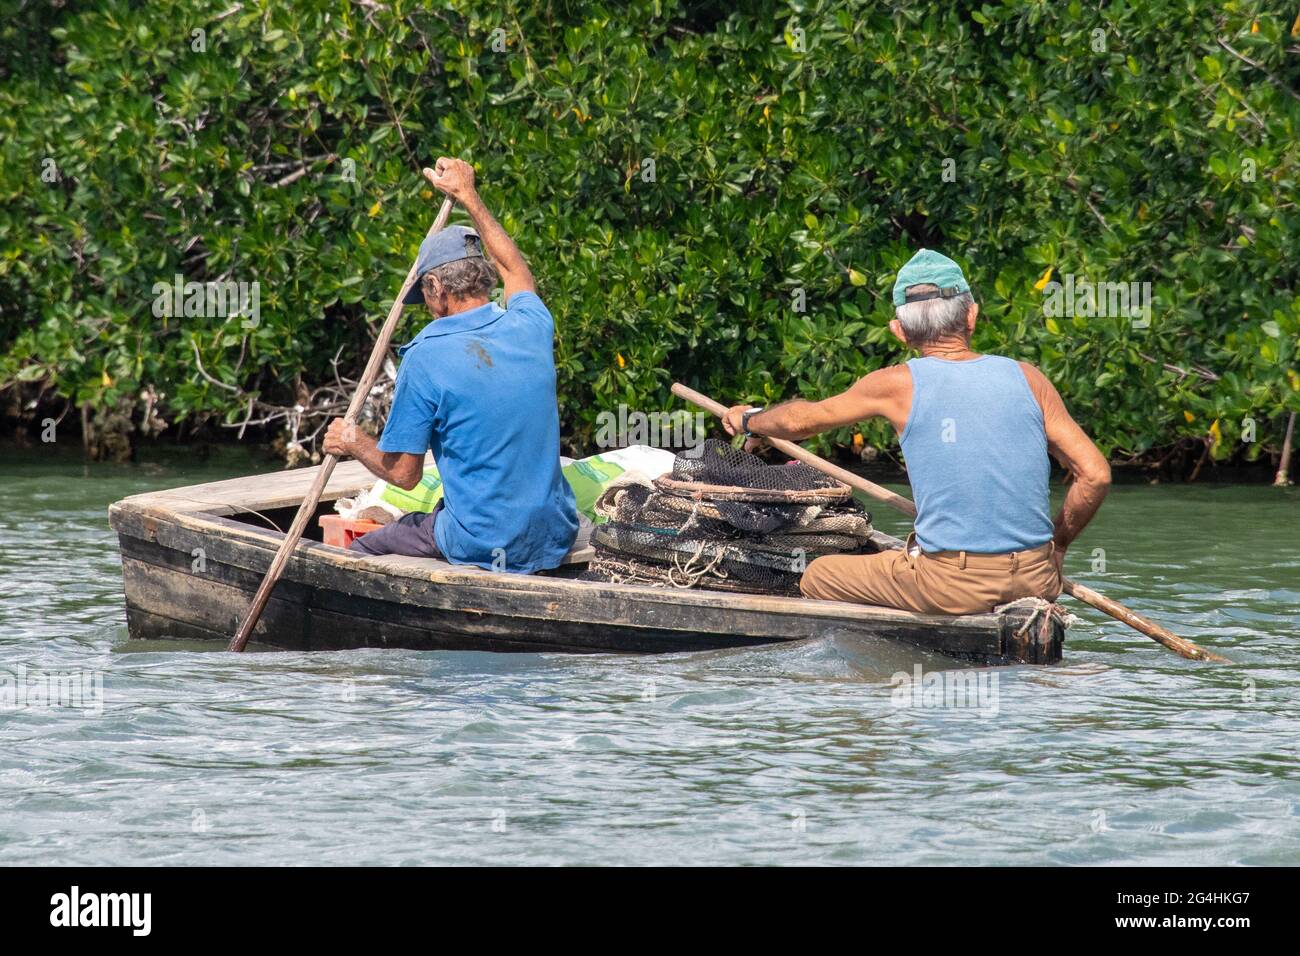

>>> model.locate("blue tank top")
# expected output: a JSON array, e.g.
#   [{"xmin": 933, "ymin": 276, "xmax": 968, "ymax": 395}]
[{"xmin": 898, "ymin": 355, "xmax": 1054, "ymax": 554}]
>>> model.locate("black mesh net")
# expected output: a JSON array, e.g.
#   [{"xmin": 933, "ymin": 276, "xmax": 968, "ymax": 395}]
[
  {"xmin": 660, "ymin": 439, "xmax": 852, "ymax": 533},
  {"xmin": 582, "ymin": 440, "xmax": 873, "ymax": 595},
  {"xmin": 670, "ymin": 438, "xmax": 846, "ymax": 492}
]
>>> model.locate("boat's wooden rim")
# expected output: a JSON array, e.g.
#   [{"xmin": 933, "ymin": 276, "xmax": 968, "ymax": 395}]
[
  {"xmin": 108, "ymin": 459, "xmax": 1006, "ymax": 634},
  {"xmin": 112, "ymin": 455, "xmax": 393, "ymax": 517}
]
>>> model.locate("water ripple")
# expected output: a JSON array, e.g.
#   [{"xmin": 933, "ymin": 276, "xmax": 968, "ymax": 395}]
[{"xmin": 1, "ymin": 452, "xmax": 1297, "ymax": 864}]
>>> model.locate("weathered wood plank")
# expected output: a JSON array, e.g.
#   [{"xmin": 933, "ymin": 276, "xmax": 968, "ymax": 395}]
[
  {"xmin": 120, "ymin": 555, "xmax": 776, "ymax": 653},
  {"xmin": 122, "ymin": 599, "xmax": 611, "ymax": 654},
  {"xmin": 121, "ymin": 556, "xmax": 307, "ymax": 645},
  {"xmin": 112, "ymin": 455, "xmax": 432, "ymax": 516}
]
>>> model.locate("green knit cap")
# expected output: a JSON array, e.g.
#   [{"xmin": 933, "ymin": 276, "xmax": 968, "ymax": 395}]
[{"xmin": 892, "ymin": 248, "xmax": 971, "ymax": 307}]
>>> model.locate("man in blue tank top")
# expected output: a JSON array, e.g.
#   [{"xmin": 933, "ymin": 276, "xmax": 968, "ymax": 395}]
[
  {"xmin": 323, "ymin": 159, "xmax": 578, "ymax": 573},
  {"xmin": 722, "ymin": 249, "xmax": 1112, "ymax": 615}
]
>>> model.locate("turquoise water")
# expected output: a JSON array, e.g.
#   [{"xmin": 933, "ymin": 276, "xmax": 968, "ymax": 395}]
[{"xmin": 1, "ymin": 445, "xmax": 1297, "ymax": 865}]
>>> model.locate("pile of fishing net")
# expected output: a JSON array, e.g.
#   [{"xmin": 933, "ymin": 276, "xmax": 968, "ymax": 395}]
[{"xmin": 581, "ymin": 439, "xmax": 874, "ymax": 595}]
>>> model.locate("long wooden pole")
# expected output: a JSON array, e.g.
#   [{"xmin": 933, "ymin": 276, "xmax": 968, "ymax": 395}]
[
  {"xmin": 228, "ymin": 196, "xmax": 455, "ymax": 652},
  {"xmin": 672, "ymin": 382, "xmax": 1230, "ymax": 663}
]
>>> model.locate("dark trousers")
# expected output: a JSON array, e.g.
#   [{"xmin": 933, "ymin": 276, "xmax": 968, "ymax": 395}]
[{"xmin": 348, "ymin": 505, "xmax": 443, "ymax": 558}]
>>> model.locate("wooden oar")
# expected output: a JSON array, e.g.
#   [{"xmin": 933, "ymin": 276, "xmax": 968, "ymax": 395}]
[
  {"xmin": 672, "ymin": 382, "xmax": 1230, "ymax": 663},
  {"xmin": 228, "ymin": 196, "xmax": 455, "ymax": 652}
]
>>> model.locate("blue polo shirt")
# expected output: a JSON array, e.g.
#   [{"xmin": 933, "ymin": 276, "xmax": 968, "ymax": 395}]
[{"xmin": 378, "ymin": 291, "xmax": 579, "ymax": 573}]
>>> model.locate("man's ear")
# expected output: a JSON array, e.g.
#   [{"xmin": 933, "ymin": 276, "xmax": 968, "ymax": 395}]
[
  {"xmin": 422, "ymin": 276, "xmax": 444, "ymax": 314},
  {"xmin": 966, "ymin": 300, "xmax": 979, "ymax": 336},
  {"xmin": 889, "ymin": 318, "xmax": 910, "ymax": 347}
]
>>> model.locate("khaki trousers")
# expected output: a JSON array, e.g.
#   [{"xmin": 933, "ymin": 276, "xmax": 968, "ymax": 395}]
[{"xmin": 800, "ymin": 534, "xmax": 1062, "ymax": 615}]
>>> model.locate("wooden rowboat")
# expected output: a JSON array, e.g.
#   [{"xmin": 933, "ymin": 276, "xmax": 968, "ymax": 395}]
[{"xmin": 107, "ymin": 459, "xmax": 1065, "ymax": 664}]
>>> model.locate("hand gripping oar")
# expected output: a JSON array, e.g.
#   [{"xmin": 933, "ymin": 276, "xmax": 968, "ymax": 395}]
[
  {"xmin": 228, "ymin": 195, "xmax": 455, "ymax": 652},
  {"xmin": 672, "ymin": 382, "xmax": 1230, "ymax": 663}
]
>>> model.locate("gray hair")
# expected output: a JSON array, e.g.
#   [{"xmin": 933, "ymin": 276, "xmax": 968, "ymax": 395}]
[
  {"xmin": 894, "ymin": 283, "xmax": 974, "ymax": 345},
  {"xmin": 422, "ymin": 257, "xmax": 499, "ymax": 301}
]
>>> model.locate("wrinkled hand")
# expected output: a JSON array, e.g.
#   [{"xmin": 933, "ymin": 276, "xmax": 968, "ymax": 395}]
[
  {"xmin": 423, "ymin": 157, "xmax": 477, "ymax": 203},
  {"xmin": 323, "ymin": 418, "xmax": 357, "ymax": 458},
  {"xmin": 722, "ymin": 404, "xmax": 757, "ymax": 437}
]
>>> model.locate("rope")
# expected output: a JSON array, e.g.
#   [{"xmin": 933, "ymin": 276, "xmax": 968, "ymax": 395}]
[
  {"xmin": 994, "ymin": 596, "xmax": 1078, "ymax": 636},
  {"xmin": 667, "ymin": 542, "xmax": 728, "ymax": 588}
]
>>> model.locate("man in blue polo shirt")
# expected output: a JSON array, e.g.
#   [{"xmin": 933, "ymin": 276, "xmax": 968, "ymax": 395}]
[{"xmin": 323, "ymin": 158, "xmax": 578, "ymax": 573}]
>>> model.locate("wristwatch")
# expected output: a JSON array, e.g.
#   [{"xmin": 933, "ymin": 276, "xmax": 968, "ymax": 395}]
[{"xmin": 741, "ymin": 407, "xmax": 765, "ymax": 437}]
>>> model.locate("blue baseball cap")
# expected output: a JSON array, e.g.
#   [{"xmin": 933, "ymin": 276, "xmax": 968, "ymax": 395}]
[
  {"xmin": 402, "ymin": 225, "xmax": 484, "ymax": 304},
  {"xmin": 891, "ymin": 248, "xmax": 971, "ymax": 307}
]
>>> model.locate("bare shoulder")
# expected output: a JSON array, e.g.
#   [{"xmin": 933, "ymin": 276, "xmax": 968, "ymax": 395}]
[
  {"xmin": 1016, "ymin": 360, "xmax": 1060, "ymax": 402},
  {"xmin": 847, "ymin": 363, "xmax": 912, "ymax": 432},
  {"xmin": 855, "ymin": 362, "xmax": 911, "ymax": 397},
  {"xmin": 1015, "ymin": 359, "xmax": 1047, "ymax": 386},
  {"xmin": 1017, "ymin": 360, "xmax": 1082, "ymax": 435}
]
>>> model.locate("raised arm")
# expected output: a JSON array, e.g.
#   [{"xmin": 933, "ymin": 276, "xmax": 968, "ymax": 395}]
[
  {"xmin": 423, "ymin": 158, "xmax": 535, "ymax": 303},
  {"xmin": 721, "ymin": 365, "xmax": 912, "ymax": 440},
  {"xmin": 1018, "ymin": 362, "xmax": 1111, "ymax": 555}
]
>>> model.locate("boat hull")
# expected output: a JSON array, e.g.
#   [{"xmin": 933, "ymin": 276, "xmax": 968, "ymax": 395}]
[{"xmin": 107, "ymin": 461, "xmax": 1064, "ymax": 664}]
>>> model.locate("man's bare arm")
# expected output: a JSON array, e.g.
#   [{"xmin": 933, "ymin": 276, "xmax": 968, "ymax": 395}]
[
  {"xmin": 1019, "ymin": 363, "xmax": 1111, "ymax": 552},
  {"xmin": 423, "ymin": 159, "xmax": 535, "ymax": 303},
  {"xmin": 323, "ymin": 420, "xmax": 424, "ymax": 490},
  {"xmin": 721, "ymin": 366, "xmax": 911, "ymax": 440}
]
